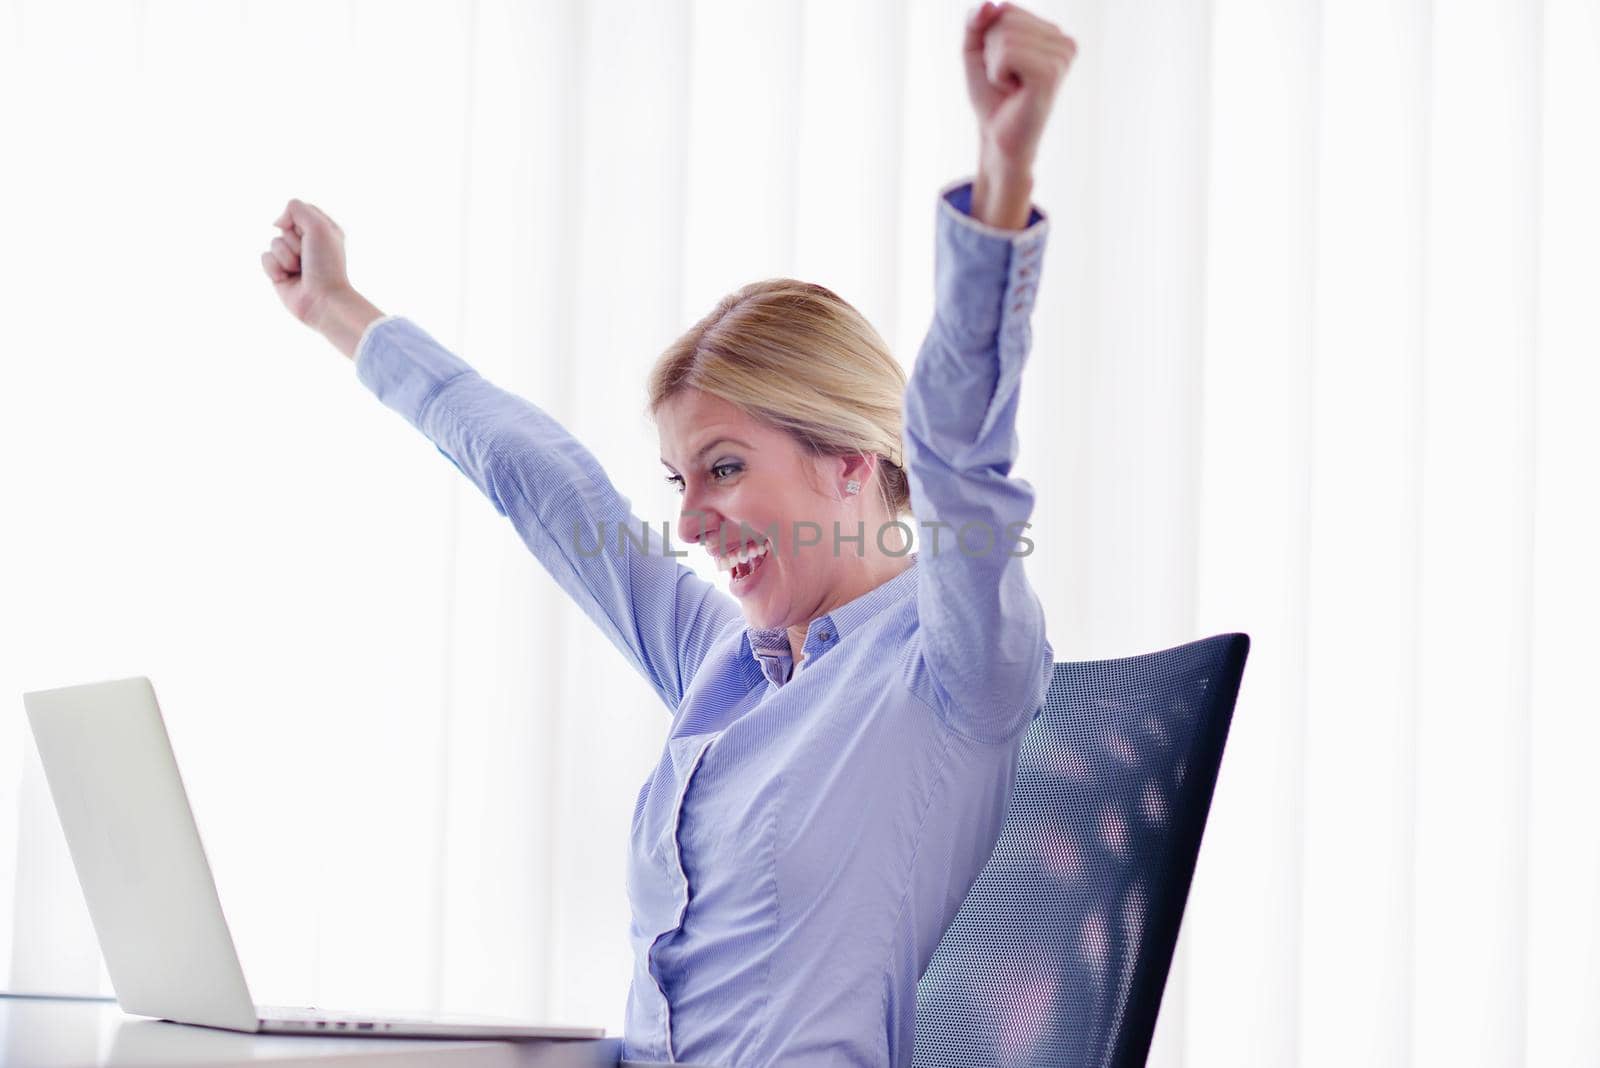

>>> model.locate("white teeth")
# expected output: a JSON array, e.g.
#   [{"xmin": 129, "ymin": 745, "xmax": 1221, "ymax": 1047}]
[{"xmin": 718, "ymin": 540, "xmax": 769, "ymax": 573}]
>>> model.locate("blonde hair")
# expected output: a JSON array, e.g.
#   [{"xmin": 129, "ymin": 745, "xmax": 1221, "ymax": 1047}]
[{"xmin": 644, "ymin": 278, "xmax": 912, "ymax": 522}]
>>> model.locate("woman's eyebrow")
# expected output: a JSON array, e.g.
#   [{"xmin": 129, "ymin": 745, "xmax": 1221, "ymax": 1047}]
[{"xmin": 660, "ymin": 437, "xmax": 753, "ymax": 469}]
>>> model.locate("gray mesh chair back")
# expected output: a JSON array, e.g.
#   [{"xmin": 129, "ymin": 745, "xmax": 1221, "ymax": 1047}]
[{"xmin": 912, "ymin": 632, "xmax": 1250, "ymax": 1068}]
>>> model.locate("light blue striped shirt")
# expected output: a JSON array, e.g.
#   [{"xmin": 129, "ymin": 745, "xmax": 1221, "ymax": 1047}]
[{"xmin": 353, "ymin": 177, "xmax": 1052, "ymax": 1067}]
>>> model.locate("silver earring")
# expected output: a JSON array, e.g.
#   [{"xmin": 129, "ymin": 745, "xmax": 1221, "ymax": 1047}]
[{"xmin": 845, "ymin": 479, "xmax": 861, "ymax": 496}]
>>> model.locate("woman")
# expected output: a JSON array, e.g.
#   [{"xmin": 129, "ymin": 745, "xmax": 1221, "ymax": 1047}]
[{"xmin": 261, "ymin": 4, "xmax": 1075, "ymax": 1064}]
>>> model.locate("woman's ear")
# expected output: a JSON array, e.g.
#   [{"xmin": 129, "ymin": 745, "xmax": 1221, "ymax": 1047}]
[{"xmin": 837, "ymin": 451, "xmax": 877, "ymax": 493}]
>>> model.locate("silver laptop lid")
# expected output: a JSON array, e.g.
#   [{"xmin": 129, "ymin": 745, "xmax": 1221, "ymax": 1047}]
[{"xmin": 21, "ymin": 676, "xmax": 258, "ymax": 1031}]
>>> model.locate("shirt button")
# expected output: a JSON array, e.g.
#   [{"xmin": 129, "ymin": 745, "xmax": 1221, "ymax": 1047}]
[{"xmin": 819, "ymin": 631, "xmax": 832, "ymax": 642}]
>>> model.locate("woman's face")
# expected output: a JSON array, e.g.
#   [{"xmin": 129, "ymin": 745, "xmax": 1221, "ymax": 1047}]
[{"xmin": 657, "ymin": 388, "xmax": 864, "ymax": 632}]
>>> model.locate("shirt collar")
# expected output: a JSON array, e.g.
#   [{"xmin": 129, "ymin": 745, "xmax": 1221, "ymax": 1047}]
[{"xmin": 741, "ymin": 552, "xmax": 921, "ymax": 686}]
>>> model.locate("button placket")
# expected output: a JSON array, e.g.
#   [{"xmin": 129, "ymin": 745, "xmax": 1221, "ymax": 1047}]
[
  {"xmin": 643, "ymin": 732, "xmax": 718, "ymax": 1062},
  {"xmin": 1007, "ymin": 239, "xmax": 1043, "ymax": 314},
  {"xmin": 798, "ymin": 619, "xmax": 836, "ymax": 668}
]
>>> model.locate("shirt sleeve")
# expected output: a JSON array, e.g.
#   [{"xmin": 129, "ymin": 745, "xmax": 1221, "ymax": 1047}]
[
  {"xmin": 353, "ymin": 317, "xmax": 744, "ymax": 714},
  {"xmin": 901, "ymin": 176, "xmax": 1055, "ymax": 743}
]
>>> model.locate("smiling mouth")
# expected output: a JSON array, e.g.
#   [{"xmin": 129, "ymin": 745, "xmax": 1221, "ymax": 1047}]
[
  {"xmin": 715, "ymin": 537, "xmax": 771, "ymax": 577},
  {"xmin": 731, "ymin": 551, "xmax": 768, "ymax": 582}
]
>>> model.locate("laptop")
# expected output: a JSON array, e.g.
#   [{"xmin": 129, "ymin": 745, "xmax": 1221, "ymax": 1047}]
[{"xmin": 20, "ymin": 675, "xmax": 608, "ymax": 1041}]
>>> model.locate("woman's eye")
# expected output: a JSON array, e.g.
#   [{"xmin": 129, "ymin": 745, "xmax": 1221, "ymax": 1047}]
[{"xmin": 664, "ymin": 463, "xmax": 741, "ymax": 495}]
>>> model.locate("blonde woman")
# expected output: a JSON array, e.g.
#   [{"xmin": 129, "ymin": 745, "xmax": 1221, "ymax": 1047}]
[{"xmin": 261, "ymin": 3, "xmax": 1075, "ymax": 1064}]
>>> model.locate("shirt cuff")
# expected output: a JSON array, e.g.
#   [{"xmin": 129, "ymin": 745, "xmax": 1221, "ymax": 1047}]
[
  {"xmin": 938, "ymin": 175, "xmax": 1048, "ymax": 238},
  {"xmin": 353, "ymin": 312, "xmax": 404, "ymax": 373},
  {"xmin": 353, "ymin": 315, "xmax": 476, "ymax": 429},
  {"xmin": 932, "ymin": 176, "xmax": 1048, "ymax": 354},
  {"xmin": 931, "ymin": 177, "xmax": 1048, "ymax": 445}
]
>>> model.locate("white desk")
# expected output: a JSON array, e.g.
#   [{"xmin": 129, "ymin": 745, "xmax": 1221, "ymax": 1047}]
[{"xmin": 0, "ymin": 997, "xmax": 624, "ymax": 1068}]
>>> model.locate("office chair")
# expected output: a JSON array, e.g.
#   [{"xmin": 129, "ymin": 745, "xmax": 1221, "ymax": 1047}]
[{"xmin": 911, "ymin": 631, "xmax": 1250, "ymax": 1068}]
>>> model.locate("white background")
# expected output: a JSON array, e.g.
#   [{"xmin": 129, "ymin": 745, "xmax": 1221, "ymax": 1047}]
[{"xmin": 2, "ymin": 1, "xmax": 1596, "ymax": 1064}]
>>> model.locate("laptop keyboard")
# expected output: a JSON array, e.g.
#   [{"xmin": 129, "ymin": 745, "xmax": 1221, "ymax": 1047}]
[{"xmin": 260, "ymin": 1005, "xmax": 420, "ymax": 1024}]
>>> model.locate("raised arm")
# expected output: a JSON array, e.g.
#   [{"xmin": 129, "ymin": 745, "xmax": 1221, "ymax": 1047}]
[
  {"xmin": 904, "ymin": 180, "xmax": 1052, "ymax": 742},
  {"xmin": 354, "ymin": 314, "xmax": 742, "ymax": 712},
  {"xmin": 902, "ymin": 3, "xmax": 1076, "ymax": 742},
  {"xmin": 261, "ymin": 203, "xmax": 743, "ymax": 713}
]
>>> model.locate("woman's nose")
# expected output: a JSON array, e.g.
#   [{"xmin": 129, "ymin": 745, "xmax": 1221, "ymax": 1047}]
[{"xmin": 678, "ymin": 504, "xmax": 719, "ymax": 550}]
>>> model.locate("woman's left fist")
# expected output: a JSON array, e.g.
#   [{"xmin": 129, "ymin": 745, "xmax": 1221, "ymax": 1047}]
[{"xmin": 964, "ymin": 2, "xmax": 1077, "ymax": 176}]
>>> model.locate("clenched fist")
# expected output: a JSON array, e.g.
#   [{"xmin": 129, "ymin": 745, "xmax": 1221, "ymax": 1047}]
[
  {"xmin": 261, "ymin": 198, "xmax": 354, "ymax": 328},
  {"xmin": 964, "ymin": 2, "xmax": 1077, "ymax": 229},
  {"xmin": 262, "ymin": 198, "xmax": 384, "ymax": 361}
]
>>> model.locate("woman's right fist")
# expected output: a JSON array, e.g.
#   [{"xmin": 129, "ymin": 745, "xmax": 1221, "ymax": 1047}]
[{"xmin": 262, "ymin": 198, "xmax": 352, "ymax": 328}]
